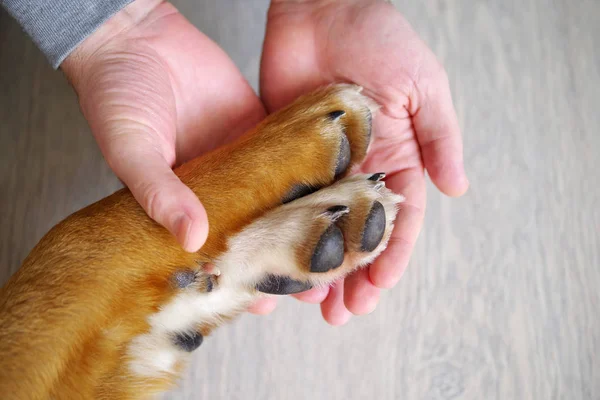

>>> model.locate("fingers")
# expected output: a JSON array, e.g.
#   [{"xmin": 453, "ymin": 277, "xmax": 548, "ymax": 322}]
[
  {"xmin": 320, "ymin": 279, "xmax": 352, "ymax": 326},
  {"xmin": 344, "ymin": 268, "xmax": 380, "ymax": 315},
  {"xmin": 369, "ymin": 167, "xmax": 426, "ymax": 288},
  {"xmin": 292, "ymin": 286, "xmax": 330, "ymax": 303},
  {"xmin": 412, "ymin": 64, "xmax": 469, "ymax": 198},
  {"xmin": 247, "ymin": 297, "xmax": 279, "ymax": 315}
]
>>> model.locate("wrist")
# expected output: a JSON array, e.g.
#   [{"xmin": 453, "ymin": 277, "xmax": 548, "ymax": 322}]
[{"xmin": 61, "ymin": 0, "xmax": 164, "ymax": 88}]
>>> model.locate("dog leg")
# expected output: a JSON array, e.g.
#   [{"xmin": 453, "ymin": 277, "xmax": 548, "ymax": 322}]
[{"xmin": 0, "ymin": 84, "xmax": 384, "ymax": 399}]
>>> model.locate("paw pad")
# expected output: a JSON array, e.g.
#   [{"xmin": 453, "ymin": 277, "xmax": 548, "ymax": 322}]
[
  {"xmin": 173, "ymin": 331, "xmax": 203, "ymax": 352},
  {"xmin": 335, "ymin": 134, "xmax": 351, "ymax": 178},
  {"xmin": 282, "ymin": 184, "xmax": 320, "ymax": 204},
  {"xmin": 256, "ymin": 275, "xmax": 313, "ymax": 295},
  {"xmin": 172, "ymin": 269, "xmax": 196, "ymax": 288},
  {"xmin": 310, "ymin": 224, "xmax": 345, "ymax": 273},
  {"xmin": 360, "ymin": 201, "xmax": 386, "ymax": 252}
]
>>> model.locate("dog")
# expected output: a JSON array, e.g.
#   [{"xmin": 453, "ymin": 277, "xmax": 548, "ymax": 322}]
[{"xmin": 0, "ymin": 84, "xmax": 404, "ymax": 399}]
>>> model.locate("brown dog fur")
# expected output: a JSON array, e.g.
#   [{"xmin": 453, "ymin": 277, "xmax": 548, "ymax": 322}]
[{"xmin": 0, "ymin": 84, "xmax": 386, "ymax": 399}]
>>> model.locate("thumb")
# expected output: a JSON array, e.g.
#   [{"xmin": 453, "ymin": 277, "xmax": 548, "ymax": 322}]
[
  {"xmin": 412, "ymin": 64, "xmax": 469, "ymax": 197},
  {"xmin": 73, "ymin": 48, "xmax": 209, "ymax": 252},
  {"xmin": 111, "ymin": 146, "xmax": 209, "ymax": 253}
]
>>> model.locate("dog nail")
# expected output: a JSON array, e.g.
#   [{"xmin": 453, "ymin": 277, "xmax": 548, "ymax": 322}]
[
  {"xmin": 256, "ymin": 275, "xmax": 313, "ymax": 295},
  {"xmin": 172, "ymin": 269, "xmax": 196, "ymax": 288},
  {"xmin": 173, "ymin": 331, "xmax": 203, "ymax": 352},
  {"xmin": 328, "ymin": 110, "xmax": 346, "ymax": 121},
  {"xmin": 310, "ymin": 225, "xmax": 345, "ymax": 273},
  {"xmin": 361, "ymin": 201, "xmax": 386, "ymax": 252},
  {"xmin": 282, "ymin": 184, "xmax": 319, "ymax": 204},
  {"xmin": 334, "ymin": 134, "xmax": 351, "ymax": 178},
  {"xmin": 324, "ymin": 205, "xmax": 349, "ymax": 221},
  {"xmin": 368, "ymin": 173, "xmax": 386, "ymax": 181}
]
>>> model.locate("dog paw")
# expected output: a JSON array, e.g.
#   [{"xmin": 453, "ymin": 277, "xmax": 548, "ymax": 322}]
[
  {"xmin": 215, "ymin": 174, "xmax": 404, "ymax": 294},
  {"xmin": 277, "ymin": 84, "xmax": 377, "ymax": 203}
]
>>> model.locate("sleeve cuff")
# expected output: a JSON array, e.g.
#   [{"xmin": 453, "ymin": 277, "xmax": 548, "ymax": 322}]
[{"xmin": 2, "ymin": 0, "xmax": 134, "ymax": 69}]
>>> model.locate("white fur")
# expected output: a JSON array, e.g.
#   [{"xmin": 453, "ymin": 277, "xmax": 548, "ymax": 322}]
[
  {"xmin": 332, "ymin": 83, "xmax": 381, "ymax": 116},
  {"xmin": 128, "ymin": 334, "xmax": 180, "ymax": 377},
  {"xmin": 127, "ymin": 288, "xmax": 252, "ymax": 377}
]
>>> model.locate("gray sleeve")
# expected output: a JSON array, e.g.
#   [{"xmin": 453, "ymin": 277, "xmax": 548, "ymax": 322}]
[{"xmin": 1, "ymin": 0, "xmax": 133, "ymax": 69}]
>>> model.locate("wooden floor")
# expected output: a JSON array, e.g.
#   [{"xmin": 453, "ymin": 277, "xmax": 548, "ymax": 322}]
[{"xmin": 1, "ymin": 1, "xmax": 599, "ymax": 399}]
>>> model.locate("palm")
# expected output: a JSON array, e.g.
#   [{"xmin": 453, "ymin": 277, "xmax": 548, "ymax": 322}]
[
  {"xmin": 260, "ymin": 0, "xmax": 467, "ymax": 323},
  {"xmin": 137, "ymin": 6, "xmax": 266, "ymax": 163},
  {"xmin": 79, "ymin": 3, "xmax": 265, "ymax": 174}
]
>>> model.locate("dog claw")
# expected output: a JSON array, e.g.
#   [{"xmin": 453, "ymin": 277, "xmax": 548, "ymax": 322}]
[
  {"xmin": 328, "ymin": 110, "xmax": 346, "ymax": 121},
  {"xmin": 324, "ymin": 205, "xmax": 350, "ymax": 221},
  {"xmin": 368, "ymin": 172, "xmax": 386, "ymax": 181}
]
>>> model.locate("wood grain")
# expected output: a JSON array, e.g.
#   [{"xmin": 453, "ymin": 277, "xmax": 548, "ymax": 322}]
[{"xmin": 1, "ymin": 0, "xmax": 598, "ymax": 399}]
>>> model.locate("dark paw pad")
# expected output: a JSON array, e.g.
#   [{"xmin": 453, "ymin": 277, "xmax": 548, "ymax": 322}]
[
  {"xmin": 361, "ymin": 201, "xmax": 386, "ymax": 252},
  {"xmin": 172, "ymin": 269, "xmax": 196, "ymax": 288},
  {"xmin": 205, "ymin": 276, "xmax": 214, "ymax": 293},
  {"xmin": 256, "ymin": 275, "xmax": 313, "ymax": 295},
  {"xmin": 173, "ymin": 331, "xmax": 203, "ymax": 352},
  {"xmin": 310, "ymin": 224, "xmax": 345, "ymax": 273},
  {"xmin": 335, "ymin": 134, "xmax": 351, "ymax": 178},
  {"xmin": 282, "ymin": 184, "xmax": 320, "ymax": 204},
  {"xmin": 365, "ymin": 109, "xmax": 372, "ymax": 143}
]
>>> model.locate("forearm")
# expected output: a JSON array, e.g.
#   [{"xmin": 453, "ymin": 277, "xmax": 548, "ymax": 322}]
[{"xmin": 1, "ymin": 0, "xmax": 133, "ymax": 68}]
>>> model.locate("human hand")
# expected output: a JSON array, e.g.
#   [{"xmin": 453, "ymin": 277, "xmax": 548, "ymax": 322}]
[
  {"xmin": 260, "ymin": 0, "xmax": 469, "ymax": 324},
  {"xmin": 61, "ymin": 0, "xmax": 267, "ymax": 252},
  {"xmin": 61, "ymin": 0, "xmax": 279, "ymax": 314}
]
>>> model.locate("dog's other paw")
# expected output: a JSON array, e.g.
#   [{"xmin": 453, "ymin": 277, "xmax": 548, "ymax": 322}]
[
  {"xmin": 175, "ymin": 84, "xmax": 378, "ymax": 259},
  {"xmin": 215, "ymin": 174, "xmax": 404, "ymax": 294},
  {"xmin": 275, "ymin": 83, "xmax": 378, "ymax": 203}
]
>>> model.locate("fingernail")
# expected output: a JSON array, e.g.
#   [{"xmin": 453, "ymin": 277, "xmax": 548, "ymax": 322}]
[
  {"xmin": 328, "ymin": 310, "xmax": 352, "ymax": 326},
  {"xmin": 443, "ymin": 162, "xmax": 470, "ymax": 197},
  {"xmin": 364, "ymin": 298, "xmax": 379, "ymax": 314},
  {"xmin": 457, "ymin": 164, "xmax": 470, "ymax": 191}
]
